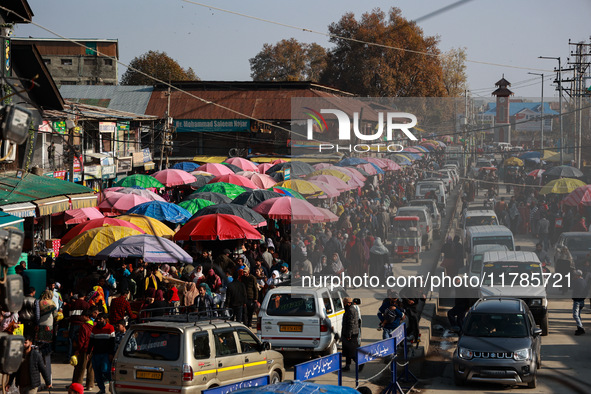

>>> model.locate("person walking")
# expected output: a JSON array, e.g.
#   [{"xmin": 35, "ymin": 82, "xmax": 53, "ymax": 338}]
[
  {"xmin": 89, "ymin": 313, "xmax": 115, "ymax": 394},
  {"xmin": 224, "ymin": 271, "xmax": 246, "ymax": 322},
  {"xmin": 572, "ymin": 270, "xmax": 587, "ymax": 336},
  {"xmin": 19, "ymin": 287, "xmax": 39, "ymax": 338},
  {"xmin": 240, "ymin": 266, "xmax": 259, "ymax": 327},
  {"xmin": 341, "ymin": 297, "xmax": 361, "ymax": 372},
  {"xmin": 7, "ymin": 337, "xmax": 52, "ymax": 394},
  {"xmin": 36, "ymin": 290, "xmax": 56, "ymax": 385},
  {"xmin": 71, "ymin": 309, "xmax": 94, "ymax": 390}
]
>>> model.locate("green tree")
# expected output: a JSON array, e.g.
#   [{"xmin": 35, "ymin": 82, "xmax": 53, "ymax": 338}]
[
  {"xmin": 441, "ymin": 47, "xmax": 468, "ymax": 97},
  {"xmin": 249, "ymin": 39, "xmax": 327, "ymax": 82},
  {"xmin": 320, "ymin": 8, "xmax": 447, "ymax": 97},
  {"xmin": 121, "ymin": 50, "xmax": 198, "ymax": 85}
]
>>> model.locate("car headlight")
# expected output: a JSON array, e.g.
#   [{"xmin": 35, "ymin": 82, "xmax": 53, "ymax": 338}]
[
  {"xmin": 458, "ymin": 347, "xmax": 473, "ymax": 360},
  {"xmin": 513, "ymin": 348, "xmax": 531, "ymax": 361},
  {"xmin": 530, "ymin": 299, "xmax": 542, "ymax": 306}
]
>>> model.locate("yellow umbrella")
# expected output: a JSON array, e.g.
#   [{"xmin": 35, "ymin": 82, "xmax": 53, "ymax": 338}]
[
  {"xmin": 545, "ymin": 152, "xmax": 574, "ymax": 163},
  {"xmin": 276, "ymin": 179, "xmax": 324, "ymax": 197},
  {"xmin": 307, "ymin": 169, "xmax": 351, "ymax": 182},
  {"xmin": 116, "ymin": 214, "xmax": 175, "ymax": 239},
  {"xmin": 542, "ymin": 150, "xmax": 557, "ymax": 160},
  {"xmin": 61, "ymin": 226, "xmax": 143, "ymax": 257},
  {"xmin": 540, "ymin": 178, "xmax": 586, "ymax": 195},
  {"xmin": 504, "ymin": 157, "xmax": 524, "ymax": 166}
]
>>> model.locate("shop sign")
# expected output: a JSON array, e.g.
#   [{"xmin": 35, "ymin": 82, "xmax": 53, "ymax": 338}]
[
  {"xmin": 53, "ymin": 170, "xmax": 66, "ymax": 180},
  {"xmin": 53, "ymin": 121, "xmax": 67, "ymax": 134},
  {"xmin": 175, "ymin": 119, "xmax": 251, "ymax": 132},
  {"xmin": 99, "ymin": 122, "xmax": 116, "ymax": 133}
]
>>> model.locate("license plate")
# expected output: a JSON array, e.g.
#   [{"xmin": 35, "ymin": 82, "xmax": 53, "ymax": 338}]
[
  {"xmin": 280, "ymin": 325, "xmax": 303, "ymax": 332},
  {"xmin": 136, "ymin": 371, "xmax": 162, "ymax": 380}
]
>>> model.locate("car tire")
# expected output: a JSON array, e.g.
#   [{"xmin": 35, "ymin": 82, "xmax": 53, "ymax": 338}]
[
  {"xmin": 527, "ymin": 373, "xmax": 537, "ymax": 389},
  {"xmin": 453, "ymin": 373, "xmax": 465, "ymax": 386},
  {"xmin": 270, "ymin": 371, "xmax": 281, "ymax": 384},
  {"xmin": 541, "ymin": 314, "xmax": 549, "ymax": 336},
  {"xmin": 322, "ymin": 340, "xmax": 337, "ymax": 356}
]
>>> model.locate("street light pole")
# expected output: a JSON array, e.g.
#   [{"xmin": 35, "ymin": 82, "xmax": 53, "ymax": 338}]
[
  {"xmin": 539, "ymin": 56, "xmax": 563, "ymax": 165},
  {"xmin": 528, "ymin": 72, "xmax": 544, "ymax": 153}
]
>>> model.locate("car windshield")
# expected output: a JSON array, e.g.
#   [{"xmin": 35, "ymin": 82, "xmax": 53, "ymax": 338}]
[
  {"xmin": 481, "ymin": 262, "xmax": 542, "ymax": 286},
  {"xmin": 123, "ymin": 330, "xmax": 180, "ymax": 361},
  {"xmin": 466, "ymin": 216, "xmax": 498, "ymax": 227},
  {"xmin": 473, "ymin": 236, "xmax": 513, "ymax": 250},
  {"xmin": 464, "ymin": 313, "xmax": 528, "ymax": 337},
  {"xmin": 565, "ymin": 236, "xmax": 591, "ymax": 252},
  {"xmin": 266, "ymin": 293, "xmax": 316, "ymax": 316}
]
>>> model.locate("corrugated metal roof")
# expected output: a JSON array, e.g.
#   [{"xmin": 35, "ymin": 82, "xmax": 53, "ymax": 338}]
[
  {"xmin": 59, "ymin": 85, "xmax": 153, "ymax": 115},
  {"xmin": 43, "ymin": 100, "xmax": 157, "ymax": 122},
  {"xmin": 0, "ymin": 172, "xmax": 94, "ymax": 206}
]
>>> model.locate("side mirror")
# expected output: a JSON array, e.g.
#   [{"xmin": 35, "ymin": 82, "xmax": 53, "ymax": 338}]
[
  {"xmin": 353, "ymin": 298, "xmax": 362, "ymax": 305},
  {"xmin": 261, "ymin": 341, "xmax": 271, "ymax": 351},
  {"xmin": 533, "ymin": 328, "xmax": 542, "ymax": 337}
]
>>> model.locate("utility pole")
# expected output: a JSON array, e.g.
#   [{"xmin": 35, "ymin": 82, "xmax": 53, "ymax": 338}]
[
  {"xmin": 528, "ymin": 72, "xmax": 544, "ymax": 152},
  {"xmin": 159, "ymin": 87, "xmax": 171, "ymax": 171},
  {"xmin": 539, "ymin": 56, "xmax": 563, "ymax": 165}
]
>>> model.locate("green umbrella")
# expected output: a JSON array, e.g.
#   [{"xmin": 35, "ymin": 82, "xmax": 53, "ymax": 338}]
[
  {"xmin": 268, "ymin": 186, "xmax": 307, "ymax": 200},
  {"xmin": 178, "ymin": 198, "xmax": 216, "ymax": 215},
  {"xmin": 114, "ymin": 174, "xmax": 165, "ymax": 189},
  {"xmin": 197, "ymin": 182, "xmax": 247, "ymax": 199}
]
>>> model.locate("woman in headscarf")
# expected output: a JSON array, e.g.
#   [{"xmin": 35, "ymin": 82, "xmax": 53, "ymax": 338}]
[
  {"xmin": 369, "ymin": 237, "xmax": 390, "ymax": 277},
  {"xmin": 267, "ymin": 270, "xmax": 282, "ymax": 288},
  {"xmin": 204, "ymin": 269, "xmax": 222, "ymax": 293},
  {"xmin": 184, "ymin": 282, "xmax": 199, "ymax": 307},
  {"xmin": 37, "ymin": 290, "xmax": 57, "ymax": 383},
  {"xmin": 87, "ymin": 286, "xmax": 108, "ymax": 313},
  {"xmin": 330, "ymin": 253, "xmax": 345, "ymax": 275}
]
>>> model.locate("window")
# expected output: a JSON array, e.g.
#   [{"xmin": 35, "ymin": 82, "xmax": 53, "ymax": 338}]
[
  {"xmin": 266, "ymin": 293, "xmax": 316, "ymax": 316},
  {"xmin": 214, "ymin": 330, "xmax": 238, "ymax": 357},
  {"xmin": 60, "ymin": 81, "xmax": 77, "ymax": 85},
  {"xmin": 43, "ymin": 58, "xmax": 51, "ymax": 65},
  {"xmin": 193, "ymin": 332, "xmax": 210, "ymax": 360},
  {"xmin": 84, "ymin": 58, "xmax": 97, "ymax": 66},
  {"xmin": 61, "ymin": 59, "xmax": 72, "ymax": 66},
  {"xmin": 104, "ymin": 58, "xmax": 113, "ymax": 66},
  {"xmin": 123, "ymin": 330, "xmax": 180, "ymax": 361},
  {"xmin": 331, "ymin": 291, "xmax": 344, "ymax": 312},
  {"xmin": 236, "ymin": 329, "xmax": 259, "ymax": 353},
  {"xmin": 322, "ymin": 292, "xmax": 333, "ymax": 314}
]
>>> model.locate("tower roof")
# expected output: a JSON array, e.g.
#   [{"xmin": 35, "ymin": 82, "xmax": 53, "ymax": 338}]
[{"xmin": 495, "ymin": 77, "xmax": 511, "ymax": 87}]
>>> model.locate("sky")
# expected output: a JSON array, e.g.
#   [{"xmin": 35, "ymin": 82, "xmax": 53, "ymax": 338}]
[{"xmin": 14, "ymin": 0, "xmax": 591, "ymax": 100}]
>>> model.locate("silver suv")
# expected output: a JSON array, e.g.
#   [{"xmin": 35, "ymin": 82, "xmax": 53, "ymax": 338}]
[
  {"xmin": 111, "ymin": 317, "xmax": 284, "ymax": 393},
  {"xmin": 453, "ymin": 298, "xmax": 542, "ymax": 388}
]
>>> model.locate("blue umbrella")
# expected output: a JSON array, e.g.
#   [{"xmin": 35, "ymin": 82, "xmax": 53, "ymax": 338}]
[
  {"xmin": 127, "ymin": 201, "xmax": 191, "ymax": 224},
  {"xmin": 389, "ymin": 154, "xmax": 413, "ymax": 165},
  {"xmin": 171, "ymin": 162, "xmax": 200, "ymax": 172},
  {"xmin": 337, "ymin": 157, "xmax": 368, "ymax": 166},
  {"xmin": 368, "ymin": 162, "xmax": 385, "ymax": 174},
  {"xmin": 519, "ymin": 151, "xmax": 541, "ymax": 159}
]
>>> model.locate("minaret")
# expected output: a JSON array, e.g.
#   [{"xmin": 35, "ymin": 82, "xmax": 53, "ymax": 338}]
[{"xmin": 491, "ymin": 75, "xmax": 513, "ymax": 143}]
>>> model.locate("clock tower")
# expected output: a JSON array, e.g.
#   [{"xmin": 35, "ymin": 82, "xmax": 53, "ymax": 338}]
[{"xmin": 492, "ymin": 76, "xmax": 513, "ymax": 143}]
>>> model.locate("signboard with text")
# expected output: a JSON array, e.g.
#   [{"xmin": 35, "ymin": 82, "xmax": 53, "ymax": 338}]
[{"xmin": 175, "ymin": 119, "xmax": 251, "ymax": 132}]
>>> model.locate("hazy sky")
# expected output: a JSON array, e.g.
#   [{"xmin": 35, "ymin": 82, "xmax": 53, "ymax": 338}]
[{"xmin": 15, "ymin": 0, "xmax": 591, "ymax": 99}]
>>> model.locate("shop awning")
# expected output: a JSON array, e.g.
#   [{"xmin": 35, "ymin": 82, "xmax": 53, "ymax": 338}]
[
  {"xmin": 35, "ymin": 196, "xmax": 71, "ymax": 216},
  {"xmin": 0, "ymin": 202, "xmax": 37, "ymax": 218},
  {"xmin": 192, "ymin": 156, "xmax": 227, "ymax": 163},
  {"xmin": 0, "ymin": 212, "xmax": 25, "ymax": 231},
  {"xmin": 68, "ymin": 193, "xmax": 98, "ymax": 209}
]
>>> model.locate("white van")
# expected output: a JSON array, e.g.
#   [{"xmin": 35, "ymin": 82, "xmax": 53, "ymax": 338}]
[
  {"xmin": 415, "ymin": 180, "xmax": 447, "ymax": 212},
  {"xmin": 461, "ymin": 209, "xmax": 499, "ymax": 244},
  {"xmin": 396, "ymin": 206, "xmax": 433, "ymax": 249},
  {"xmin": 257, "ymin": 286, "xmax": 361, "ymax": 356},
  {"xmin": 465, "ymin": 225, "xmax": 515, "ymax": 254}
]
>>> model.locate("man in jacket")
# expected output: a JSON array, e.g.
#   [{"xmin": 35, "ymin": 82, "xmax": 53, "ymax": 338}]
[
  {"xmin": 19, "ymin": 287, "xmax": 40, "ymax": 338},
  {"xmin": 224, "ymin": 271, "xmax": 246, "ymax": 322},
  {"xmin": 240, "ymin": 266, "xmax": 259, "ymax": 327},
  {"xmin": 7, "ymin": 337, "xmax": 52, "ymax": 394},
  {"xmin": 71, "ymin": 309, "xmax": 94, "ymax": 390},
  {"xmin": 89, "ymin": 313, "xmax": 115, "ymax": 394},
  {"xmin": 194, "ymin": 284, "xmax": 214, "ymax": 316},
  {"xmin": 341, "ymin": 297, "xmax": 361, "ymax": 371}
]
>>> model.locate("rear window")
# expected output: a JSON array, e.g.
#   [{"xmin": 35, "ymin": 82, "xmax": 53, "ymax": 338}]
[
  {"xmin": 409, "ymin": 202, "xmax": 434, "ymax": 214},
  {"xmin": 465, "ymin": 216, "xmax": 498, "ymax": 227},
  {"xmin": 266, "ymin": 293, "xmax": 316, "ymax": 316},
  {"xmin": 473, "ymin": 236, "xmax": 514, "ymax": 250},
  {"xmin": 124, "ymin": 330, "xmax": 180, "ymax": 361}
]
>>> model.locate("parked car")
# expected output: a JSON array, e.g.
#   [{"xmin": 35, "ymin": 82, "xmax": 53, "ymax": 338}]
[
  {"xmin": 461, "ymin": 209, "xmax": 499, "ymax": 245},
  {"xmin": 465, "ymin": 225, "xmax": 515, "ymax": 254},
  {"xmin": 111, "ymin": 317, "xmax": 284, "ymax": 394},
  {"xmin": 453, "ymin": 298, "xmax": 542, "ymax": 388}
]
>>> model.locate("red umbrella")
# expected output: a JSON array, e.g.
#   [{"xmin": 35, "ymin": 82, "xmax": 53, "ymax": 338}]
[
  {"xmin": 197, "ymin": 163, "xmax": 234, "ymax": 177},
  {"xmin": 253, "ymin": 197, "xmax": 325, "ymax": 223},
  {"xmin": 174, "ymin": 213, "xmax": 262, "ymax": 241},
  {"xmin": 224, "ymin": 157, "xmax": 260, "ymax": 172},
  {"xmin": 63, "ymin": 208, "xmax": 105, "ymax": 225},
  {"xmin": 208, "ymin": 174, "xmax": 259, "ymax": 189},
  {"xmin": 562, "ymin": 185, "xmax": 591, "ymax": 206},
  {"xmin": 61, "ymin": 218, "xmax": 146, "ymax": 244},
  {"xmin": 153, "ymin": 169, "xmax": 197, "ymax": 187},
  {"xmin": 527, "ymin": 169, "xmax": 545, "ymax": 177},
  {"xmin": 97, "ymin": 192, "xmax": 151, "ymax": 213},
  {"xmin": 250, "ymin": 173, "xmax": 278, "ymax": 189}
]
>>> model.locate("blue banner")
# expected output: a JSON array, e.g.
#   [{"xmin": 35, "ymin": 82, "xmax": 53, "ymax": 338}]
[
  {"xmin": 294, "ymin": 353, "xmax": 341, "ymax": 382},
  {"xmin": 392, "ymin": 323, "xmax": 406, "ymax": 345},
  {"xmin": 356, "ymin": 337, "xmax": 396, "ymax": 365},
  {"xmin": 175, "ymin": 119, "xmax": 251, "ymax": 133},
  {"xmin": 202, "ymin": 375, "xmax": 269, "ymax": 394}
]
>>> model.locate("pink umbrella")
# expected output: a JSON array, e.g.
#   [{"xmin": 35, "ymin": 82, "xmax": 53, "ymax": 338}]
[
  {"xmin": 224, "ymin": 157, "xmax": 259, "ymax": 172},
  {"xmin": 317, "ymin": 207, "xmax": 339, "ymax": 222},
  {"xmin": 97, "ymin": 192, "xmax": 151, "ymax": 214},
  {"xmin": 105, "ymin": 187, "xmax": 165, "ymax": 202},
  {"xmin": 356, "ymin": 163, "xmax": 379, "ymax": 175},
  {"xmin": 271, "ymin": 159, "xmax": 288, "ymax": 165},
  {"xmin": 190, "ymin": 170, "xmax": 214, "ymax": 176},
  {"xmin": 363, "ymin": 157, "xmax": 388, "ymax": 169},
  {"xmin": 381, "ymin": 159, "xmax": 402, "ymax": 171},
  {"xmin": 197, "ymin": 163, "xmax": 234, "ymax": 177},
  {"xmin": 208, "ymin": 174, "xmax": 259, "ymax": 189},
  {"xmin": 64, "ymin": 208, "xmax": 104, "ymax": 225},
  {"xmin": 257, "ymin": 163, "xmax": 274, "ymax": 174},
  {"xmin": 307, "ymin": 175, "xmax": 352, "ymax": 192},
  {"xmin": 308, "ymin": 180, "xmax": 340, "ymax": 198},
  {"xmin": 562, "ymin": 185, "xmax": 591, "ymax": 206},
  {"xmin": 404, "ymin": 147, "xmax": 422, "ymax": 153},
  {"xmin": 153, "ymin": 169, "xmax": 197, "ymax": 187},
  {"xmin": 253, "ymin": 197, "xmax": 325, "ymax": 223},
  {"xmin": 332, "ymin": 166, "xmax": 367, "ymax": 182},
  {"xmin": 250, "ymin": 173, "xmax": 278, "ymax": 189},
  {"xmin": 313, "ymin": 163, "xmax": 333, "ymax": 170}
]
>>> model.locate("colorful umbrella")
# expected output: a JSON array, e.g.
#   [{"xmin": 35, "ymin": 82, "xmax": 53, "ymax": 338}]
[
  {"xmin": 276, "ymin": 179, "xmax": 324, "ymax": 197},
  {"xmin": 527, "ymin": 169, "xmax": 545, "ymax": 177},
  {"xmin": 356, "ymin": 163, "xmax": 384, "ymax": 175},
  {"xmin": 171, "ymin": 162, "xmax": 200, "ymax": 172},
  {"xmin": 331, "ymin": 167, "xmax": 367, "ymax": 182},
  {"xmin": 267, "ymin": 186, "xmax": 306, "ymax": 200},
  {"xmin": 196, "ymin": 182, "xmax": 248, "ymax": 200},
  {"xmin": 540, "ymin": 178, "xmax": 586, "ymax": 195},
  {"xmin": 257, "ymin": 163, "xmax": 274, "ymax": 174},
  {"xmin": 381, "ymin": 159, "xmax": 402, "ymax": 171},
  {"xmin": 224, "ymin": 157, "xmax": 259, "ymax": 172},
  {"xmin": 317, "ymin": 207, "xmax": 339, "ymax": 222},
  {"xmin": 61, "ymin": 226, "xmax": 143, "ymax": 257},
  {"xmin": 95, "ymin": 234, "xmax": 192, "ymax": 263},
  {"xmin": 253, "ymin": 196, "xmax": 325, "ymax": 223},
  {"xmin": 116, "ymin": 214, "xmax": 175, "ymax": 239},
  {"xmin": 127, "ymin": 201, "xmax": 192, "ymax": 223},
  {"xmin": 63, "ymin": 208, "xmax": 104, "ymax": 225},
  {"xmin": 308, "ymin": 180, "xmax": 340, "ymax": 198},
  {"xmin": 197, "ymin": 163, "xmax": 234, "ymax": 177},
  {"xmin": 307, "ymin": 169, "xmax": 351, "ymax": 182},
  {"xmin": 184, "ymin": 191, "xmax": 232, "ymax": 204},
  {"xmin": 175, "ymin": 213, "xmax": 262, "ymax": 241},
  {"xmin": 114, "ymin": 174, "xmax": 164, "ymax": 189},
  {"xmin": 208, "ymin": 174, "xmax": 259, "ymax": 189},
  {"xmin": 177, "ymin": 198, "xmax": 216, "ymax": 215},
  {"xmin": 362, "ymin": 157, "xmax": 388, "ymax": 169},
  {"xmin": 504, "ymin": 157, "xmax": 524, "ymax": 166},
  {"xmin": 249, "ymin": 173, "xmax": 278, "ymax": 189},
  {"xmin": 61, "ymin": 218, "xmax": 146, "ymax": 244},
  {"xmin": 190, "ymin": 170, "xmax": 214, "ymax": 177},
  {"xmin": 188, "ymin": 174, "xmax": 215, "ymax": 189},
  {"xmin": 190, "ymin": 203, "xmax": 267, "ymax": 227},
  {"xmin": 153, "ymin": 169, "xmax": 197, "ymax": 187},
  {"xmin": 519, "ymin": 151, "xmax": 541, "ymax": 160},
  {"xmin": 307, "ymin": 175, "xmax": 352, "ymax": 192},
  {"xmin": 266, "ymin": 161, "xmax": 315, "ymax": 177},
  {"xmin": 313, "ymin": 163, "xmax": 333, "ymax": 170},
  {"xmin": 337, "ymin": 157, "xmax": 368, "ymax": 166},
  {"xmin": 231, "ymin": 190, "xmax": 283, "ymax": 208},
  {"xmin": 104, "ymin": 187, "xmax": 165, "ymax": 202},
  {"xmin": 562, "ymin": 185, "xmax": 591, "ymax": 206},
  {"xmin": 98, "ymin": 193, "xmax": 151, "ymax": 214}
]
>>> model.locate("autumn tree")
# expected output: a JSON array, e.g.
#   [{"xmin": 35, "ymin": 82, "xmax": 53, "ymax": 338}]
[
  {"xmin": 320, "ymin": 8, "xmax": 447, "ymax": 97},
  {"xmin": 441, "ymin": 47, "xmax": 468, "ymax": 97},
  {"xmin": 121, "ymin": 50, "xmax": 198, "ymax": 85},
  {"xmin": 249, "ymin": 39, "xmax": 327, "ymax": 82}
]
